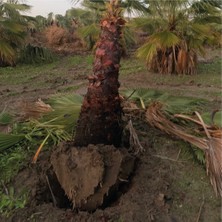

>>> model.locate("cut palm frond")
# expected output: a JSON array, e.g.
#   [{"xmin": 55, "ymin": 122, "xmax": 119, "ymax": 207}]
[
  {"xmin": 19, "ymin": 99, "xmax": 53, "ymax": 119},
  {"xmin": 43, "ymin": 94, "xmax": 83, "ymax": 132},
  {"xmin": 0, "ymin": 94, "xmax": 82, "ymax": 153},
  {"xmin": 122, "ymin": 88, "xmax": 205, "ymax": 113},
  {"xmin": 146, "ymin": 102, "xmax": 222, "ymax": 197}
]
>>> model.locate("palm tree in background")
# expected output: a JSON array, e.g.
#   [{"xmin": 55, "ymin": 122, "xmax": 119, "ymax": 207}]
[
  {"xmin": 34, "ymin": 15, "xmax": 48, "ymax": 31},
  {"xmin": 75, "ymin": 0, "xmax": 147, "ymax": 50},
  {"xmin": 0, "ymin": 0, "xmax": 31, "ymax": 66},
  {"xmin": 77, "ymin": 0, "xmax": 105, "ymax": 49},
  {"xmin": 136, "ymin": 0, "xmax": 221, "ymax": 75}
]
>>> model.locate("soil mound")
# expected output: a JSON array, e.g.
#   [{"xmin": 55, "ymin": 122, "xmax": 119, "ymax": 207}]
[{"xmin": 51, "ymin": 143, "xmax": 136, "ymax": 211}]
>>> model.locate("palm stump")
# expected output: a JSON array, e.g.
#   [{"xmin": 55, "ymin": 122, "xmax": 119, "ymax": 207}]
[{"xmin": 51, "ymin": 1, "xmax": 136, "ymax": 211}]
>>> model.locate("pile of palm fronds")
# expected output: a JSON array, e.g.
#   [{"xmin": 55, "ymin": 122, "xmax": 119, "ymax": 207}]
[
  {"xmin": 0, "ymin": 94, "xmax": 83, "ymax": 162},
  {"xmin": 146, "ymin": 101, "xmax": 222, "ymax": 197}
]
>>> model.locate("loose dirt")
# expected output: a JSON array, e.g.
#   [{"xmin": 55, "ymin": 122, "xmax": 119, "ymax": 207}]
[{"xmin": 51, "ymin": 143, "xmax": 135, "ymax": 211}]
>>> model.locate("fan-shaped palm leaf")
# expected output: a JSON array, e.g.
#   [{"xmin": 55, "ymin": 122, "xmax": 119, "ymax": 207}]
[
  {"xmin": 0, "ymin": 41, "xmax": 15, "ymax": 64},
  {"xmin": 150, "ymin": 31, "xmax": 181, "ymax": 48},
  {"xmin": 137, "ymin": 42, "xmax": 157, "ymax": 63}
]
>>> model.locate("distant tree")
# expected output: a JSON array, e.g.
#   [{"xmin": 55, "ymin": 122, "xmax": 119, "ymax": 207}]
[
  {"xmin": 74, "ymin": 0, "xmax": 147, "ymax": 50},
  {"xmin": 136, "ymin": 0, "xmax": 222, "ymax": 75},
  {"xmin": 34, "ymin": 15, "xmax": 48, "ymax": 31},
  {"xmin": 0, "ymin": 0, "xmax": 31, "ymax": 66}
]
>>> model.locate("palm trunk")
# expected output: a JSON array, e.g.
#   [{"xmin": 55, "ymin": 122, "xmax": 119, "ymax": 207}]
[{"xmin": 74, "ymin": 0, "xmax": 125, "ymax": 147}]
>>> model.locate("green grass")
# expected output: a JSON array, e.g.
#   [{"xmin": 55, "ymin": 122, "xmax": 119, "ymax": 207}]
[
  {"xmin": 198, "ymin": 57, "xmax": 221, "ymax": 75},
  {"xmin": 0, "ymin": 62, "xmax": 59, "ymax": 85},
  {"xmin": 0, "ymin": 53, "xmax": 220, "ymax": 88},
  {"xmin": 57, "ymin": 84, "xmax": 85, "ymax": 93},
  {"xmin": 0, "ymin": 187, "xmax": 28, "ymax": 217},
  {"xmin": 67, "ymin": 54, "xmax": 93, "ymax": 67},
  {"xmin": 0, "ymin": 146, "xmax": 27, "ymax": 183},
  {"xmin": 120, "ymin": 57, "xmax": 147, "ymax": 76}
]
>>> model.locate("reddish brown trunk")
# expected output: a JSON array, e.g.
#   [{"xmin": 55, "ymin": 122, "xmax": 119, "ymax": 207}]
[{"xmin": 74, "ymin": 2, "xmax": 125, "ymax": 147}]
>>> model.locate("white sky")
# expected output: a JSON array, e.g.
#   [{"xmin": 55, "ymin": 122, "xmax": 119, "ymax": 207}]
[{"xmin": 26, "ymin": 0, "xmax": 81, "ymax": 17}]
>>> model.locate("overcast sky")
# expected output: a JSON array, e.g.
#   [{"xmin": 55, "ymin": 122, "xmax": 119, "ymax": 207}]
[{"xmin": 26, "ymin": 0, "xmax": 81, "ymax": 17}]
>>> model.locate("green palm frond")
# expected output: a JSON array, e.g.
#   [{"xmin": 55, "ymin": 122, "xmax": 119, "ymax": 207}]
[
  {"xmin": 122, "ymin": 88, "xmax": 205, "ymax": 114},
  {"xmin": 19, "ymin": 44, "xmax": 54, "ymax": 64},
  {"xmin": 0, "ymin": 1, "xmax": 31, "ymax": 65},
  {"xmin": 137, "ymin": 31, "xmax": 180, "ymax": 63},
  {"xmin": 0, "ymin": 40, "xmax": 15, "ymax": 64},
  {"xmin": 201, "ymin": 111, "xmax": 222, "ymax": 127},
  {"xmin": 190, "ymin": 23, "xmax": 211, "ymax": 37},
  {"xmin": 132, "ymin": 17, "xmax": 163, "ymax": 33},
  {"xmin": 121, "ymin": 0, "xmax": 149, "ymax": 15},
  {"xmin": 42, "ymin": 94, "xmax": 83, "ymax": 132},
  {"xmin": 150, "ymin": 31, "xmax": 181, "ymax": 48},
  {"xmin": 122, "ymin": 24, "xmax": 136, "ymax": 47},
  {"xmin": 195, "ymin": 15, "xmax": 222, "ymax": 24},
  {"xmin": 78, "ymin": 23, "xmax": 100, "ymax": 49},
  {"xmin": 0, "ymin": 94, "xmax": 83, "ymax": 152},
  {"xmin": 79, "ymin": 23, "xmax": 100, "ymax": 39},
  {"xmin": 2, "ymin": 3, "xmax": 30, "ymax": 12},
  {"xmin": 1, "ymin": 20, "xmax": 25, "ymax": 33},
  {"xmin": 137, "ymin": 41, "xmax": 157, "ymax": 63}
]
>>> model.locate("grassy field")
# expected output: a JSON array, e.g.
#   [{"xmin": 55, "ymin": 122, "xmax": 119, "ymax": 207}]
[{"xmin": 0, "ymin": 51, "xmax": 221, "ymax": 107}]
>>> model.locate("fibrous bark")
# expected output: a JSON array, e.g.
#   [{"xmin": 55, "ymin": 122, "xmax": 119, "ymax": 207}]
[{"xmin": 74, "ymin": 1, "xmax": 125, "ymax": 147}]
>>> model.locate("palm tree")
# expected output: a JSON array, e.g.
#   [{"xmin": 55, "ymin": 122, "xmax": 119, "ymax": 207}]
[
  {"xmin": 75, "ymin": 0, "xmax": 147, "ymax": 50},
  {"xmin": 34, "ymin": 15, "xmax": 48, "ymax": 31},
  {"xmin": 74, "ymin": 0, "xmax": 125, "ymax": 147},
  {"xmin": 49, "ymin": 0, "xmax": 135, "ymax": 211},
  {"xmin": 136, "ymin": 0, "xmax": 221, "ymax": 75},
  {"xmin": 0, "ymin": 0, "xmax": 31, "ymax": 66}
]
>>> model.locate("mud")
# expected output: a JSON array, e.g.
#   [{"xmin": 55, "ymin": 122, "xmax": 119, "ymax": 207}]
[{"xmin": 51, "ymin": 143, "xmax": 136, "ymax": 211}]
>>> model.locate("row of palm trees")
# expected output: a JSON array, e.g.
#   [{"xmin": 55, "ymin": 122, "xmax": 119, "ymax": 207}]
[{"xmin": 0, "ymin": 0, "xmax": 221, "ymax": 74}]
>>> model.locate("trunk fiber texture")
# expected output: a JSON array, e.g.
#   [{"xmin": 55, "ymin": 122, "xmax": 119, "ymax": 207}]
[{"xmin": 74, "ymin": 2, "xmax": 125, "ymax": 147}]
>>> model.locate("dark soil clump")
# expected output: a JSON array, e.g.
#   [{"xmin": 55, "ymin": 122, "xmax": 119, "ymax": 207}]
[{"xmin": 51, "ymin": 143, "xmax": 136, "ymax": 211}]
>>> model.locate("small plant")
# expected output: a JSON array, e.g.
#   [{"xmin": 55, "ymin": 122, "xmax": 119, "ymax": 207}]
[
  {"xmin": 0, "ymin": 146, "xmax": 27, "ymax": 183},
  {"xmin": 0, "ymin": 111, "xmax": 13, "ymax": 125},
  {"xmin": 0, "ymin": 187, "xmax": 28, "ymax": 217}
]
